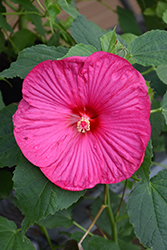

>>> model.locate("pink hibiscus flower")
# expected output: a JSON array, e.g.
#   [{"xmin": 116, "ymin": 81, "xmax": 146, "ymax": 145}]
[{"xmin": 13, "ymin": 51, "xmax": 151, "ymax": 191}]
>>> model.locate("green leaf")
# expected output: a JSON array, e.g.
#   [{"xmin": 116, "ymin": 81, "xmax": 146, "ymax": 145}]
[
  {"xmin": 0, "ymin": 13, "xmax": 13, "ymax": 32},
  {"xmin": 100, "ymin": 29, "xmax": 117, "ymax": 52},
  {"xmin": 0, "ymin": 169, "xmax": 13, "ymax": 198},
  {"xmin": 47, "ymin": 3, "xmax": 61, "ymax": 23},
  {"xmin": 120, "ymin": 33, "xmax": 138, "ymax": 46},
  {"xmin": 136, "ymin": 140, "xmax": 153, "ymax": 183},
  {"xmin": 118, "ymin": 240, "xmax": 141, "ymax": 250},
  {"xmin": 59, "ymin": 44, "xmax": 97, "ymax": 59},
  {"xmin": 58, "ymin": 0, "xmax": 80, "ymax": 18},
  {"xmin": 144, "ymin": 7, "xmax": 156, "ymax": 16},
  {"xmin": 64, "ymin": 239, "xmax": 79, "ymax": 250},
  {"xmin": 0, "ymin": 30, "xmax": 5, "ymax": 53},
  {"xmin": 162, "ymin": 9, "xmax": 167, "ymax": 24},
  {"xmin": 47, "ymin": 32, "xmax": 59, "ymax": 46},
  {"xmin": 156, "ymin": 1, "xmax": 167, "ymax": 18},
  {"xmin": 11, "ymin": 29, "xmax": 36, "ymax": 51},
  {"xmin": 11, "ymin": 0, "xmax": 45, "ymax": 37},
  {"xmin": 161, "ymin": 91, "xmax": 167, "ymax": 124},
  {"xmin": 150, "ymin": 100, "xmax": 165, "ymax": 140},
  {"xmin": 39, "ymin": 207, "xmax": 73, "ymax": 228},
  {"xmin": 156, "ymin": 65, "xmax": 167, "ymax": 85},
  {"xmin": 0, "ymin": 104, "xmax": 21, "ymax": 168},
  {"xmin": 127, "ymin": 169, "xmax": 167, "ymax": 249},
  {"xmin": 70, "ymin": 15, "xmax": 101, "ymax": 50},
  {"xmin": 117, "ymin": 6, "xmax": 142, "ymax": 36},
  {"xmin": 13, "ymin": 155, "xmax": 85, "ymax": 234},
  {"xmin": 0, "ymin": 91, "xmax": 5, "ymax": 110},
  {"xmin": 129, "ymin": 30, "xmax": 167, "ymax": 66},
  {"xmin": 0, "ymin": 216, "xmax": 35, "ymax": 250},
  {"xmin": 87, "ymin": 235, "xmax": 120, "ymax": 250},
  {"xmin": 0, "ymin": 45, "xmax": 68, "ymax": 79}
]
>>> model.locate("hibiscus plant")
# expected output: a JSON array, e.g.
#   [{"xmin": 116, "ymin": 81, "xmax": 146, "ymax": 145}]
[{"xmin": 0, "ymin": 0, "xmax": 167, "ymax": 250}]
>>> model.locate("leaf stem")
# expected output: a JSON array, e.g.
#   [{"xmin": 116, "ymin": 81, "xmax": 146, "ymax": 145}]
[
  {"xmin": 73, "ymin": 221, "xmax": 94, "ymax": 236},
  {"xmin": 130, "ymin": 175, "xmax": 141, "ymax": 181},
  {"xmin": 38, "ymin": 224, "xmax": 54, "ymax": 250},
  {"xmin": 78, "ymin": 204, "xmax": 106, "ymax": 247},
  {"xmin": 141, "ymin": 66, "xmax": 156, "ymax": 76},
  {"xmin": 152, "ymin": 161, "xmax": 167, "ymax": 169},
  {"xmin": 36, "ymin": 0, "xmax": 46, "ymax": 12},
  {"xmin": 115, "ymin": 179, "xmax": 127, "ymax": 222},
  {"xmin": 150, "ymin": 107, "xmax": 162, "ymax": 114},
  {"xmin": 104, "ymin": 184, "xmax": 118, "ymax": 244}
]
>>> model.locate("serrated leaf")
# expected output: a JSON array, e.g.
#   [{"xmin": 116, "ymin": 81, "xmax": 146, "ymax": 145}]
[
  {"xmin": 0, "ymin": 104, "xmax": 21, "ymax": 168},
  {"xmin": 0, "ymin": 169, "xmax": 13, "ymax": 198},
  {"xmin": 127, "ymin": 169, "xmax": 167, "ymax": 249},
  {"xmin": 0, "ymin": 216, "xmax": 35, "ymax": 250},
  {"xmin": 118, "ymin": 240, "xmax": 141, "ymax": 250},
  {"xmin": 120, "ymin": 33, "xmax": 138, "ymax": 46},
  {"xmin": 0, "ymin": 13, "xmax": 13, "ymax": 32},
  {"xmin": 117, "ymin": 6, "xmax": 142, "ymax": 36},
  {"xmin": 0, "ymin": 45, "xmax": 68, "ymax": 79},
  {"xmin": 59, "ymin": 44, "xmax": 97, "ymax": 59},
  {"xmin": 39, "ymin": 207, "xmax": 73, "ymax": 228},
  {"xmin": 161, "ymin": 91, "xmax": 167, "ymax": 124},
  {"xmin": 129, "ymin": 30, "xmax": 167, "ymax": 66},
  {"xmin": 58, "ymin": 0, "xmax": 80, "ymax": 18},
  {"xmin": 13, "ymin": 155, "xmax": 85, "ymax": 234},
  {"xmin": 47, "ymin": 32, "xmax": 59, "ymax": 46},
  {"xmin": 136, "ymin": 140, "xmax": 153, "ymax": 183},
  {"xmin": 100, "ymin": 29, "xmax": 117, "ymax": 52},
  {"xmin": 156, "ymin": 65, "xmax": 167, "ymax": 85},
  {"xmin": 70, "ymin": 15, "xmax": 101, "ymax": 50}
]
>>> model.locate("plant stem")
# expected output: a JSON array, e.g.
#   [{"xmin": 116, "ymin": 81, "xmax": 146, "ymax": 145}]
[
  {"xmin": 130, "ymin": 175, "xmax": 141, "ymax": 181},
  {"xmin": 152, "ymin": 161, "xmax": 167, "ymax": 169},
  {"xmin": 3, "ymin": 29, "xmax": 20, "ymax": 53},
  {"xmin": 78, "ymin": 204, "xmax": 106, "ymax": 247},
  {"xmin": 104, "ymin": 184, "xmax": 118, "ymax": 244},
  {"xmin": 73, "ymin": 221, "xmax": 94, "ymax": 236},
  {"xmin": 115, "ymin": 179, "xmax": 127, "ymax": 222},
  {"xmin": 4, "ymin": 0, "xmax": 18, "ymax": 11},
  {"xmin": 38, "ymin": 225, "xmax": 54, "ymax": 250},
  {"xmin": 36, "ymin": 0, "xmax": 46, "ymax": 12},
  {"xmin": 141, "ymin": 66, "xmax": 156, "ymax": 76},
  {"xmin": 96, "ymin": 0, "xmax": 117, "ymax": 13},
  {"xmin": 150, "ymin": 107, "xmax": 162, "ymax": 114}
]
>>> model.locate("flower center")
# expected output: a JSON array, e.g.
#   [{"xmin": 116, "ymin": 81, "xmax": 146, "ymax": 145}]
[{"xmin": 77, "ymin": 116, "xmax": 90, "ymax": 133}]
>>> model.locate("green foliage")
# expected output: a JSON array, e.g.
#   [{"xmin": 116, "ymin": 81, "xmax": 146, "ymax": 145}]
[
  {"xmin": 0, "ymin": 30, "xmax": 5, "ymax": 53},
  {"xmin": 128, "ymin": 169, "xmax": 167, "ymax": 249},
  {"xmin": 60, "ymin": 44, "xmax": 97, "ymax": 58},
  {"xmin": 0, "ymin": 45, "xmax": 68, "ymax": 79},
  {"xmin": 0, "ymin": 91, "xmax": 5, "ymax": 110},
  {"xmin": 0, "ymin": 216, "xmax": 35, "ymax": 250},
  {"xmin": 13, "ymin": 155, "xmax": 85, "ymax": 234},
  {"xmin": 0, "ymin": 104, "xmax": 21, "ymax": 168},
  {"xmin": 129, "ymin": 30, "xmax": 167, "ymax": 66},
  {"xmin": 58, "ymin": 0, "xmax": 80, "ymax": 18},
  {"xmin": 39, "ymin": 207, "xmax": 73, "ymax": 228},
  {"xmin": 0, "ymin": 13, "xmax": 13, "ymax": 32},
  {"xmin": 70, "ymin": 15, "xmax": 102, "ymax": 50},
  {"xmin": 136, "ymin": 140, "xmax": 153, "ymax": 183},
  {"xmin": 156, "ymin": 65, "xmax": 167, "ymax": 85},
  {"xmin": 11, "ymin": 0, "xmax": 45, "ymax": 37},
  {"xmin": 117, "ymin": 6, "xmax": 142, "ymax": 36},
  {"xmin": 0, "ymin": 169, "xmax": 13, "ymax": 198},
  {"xmin": 161, "ymin": 91, "xmax": 167, "ymax": 124},
  {"xmin": 11, "ymin": 29, "xmax": 36, "ymax": 51}
]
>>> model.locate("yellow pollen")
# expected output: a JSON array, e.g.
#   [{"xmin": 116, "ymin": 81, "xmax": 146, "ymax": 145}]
[{"xmin": 77, "ymin": 116, "xmax": 90, "ymax": 133}]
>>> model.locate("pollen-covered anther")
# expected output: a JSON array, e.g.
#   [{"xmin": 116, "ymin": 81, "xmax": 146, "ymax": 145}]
[{"xmin": 77, "ymin": 116, "xmax": 90, "ymax": 133}]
